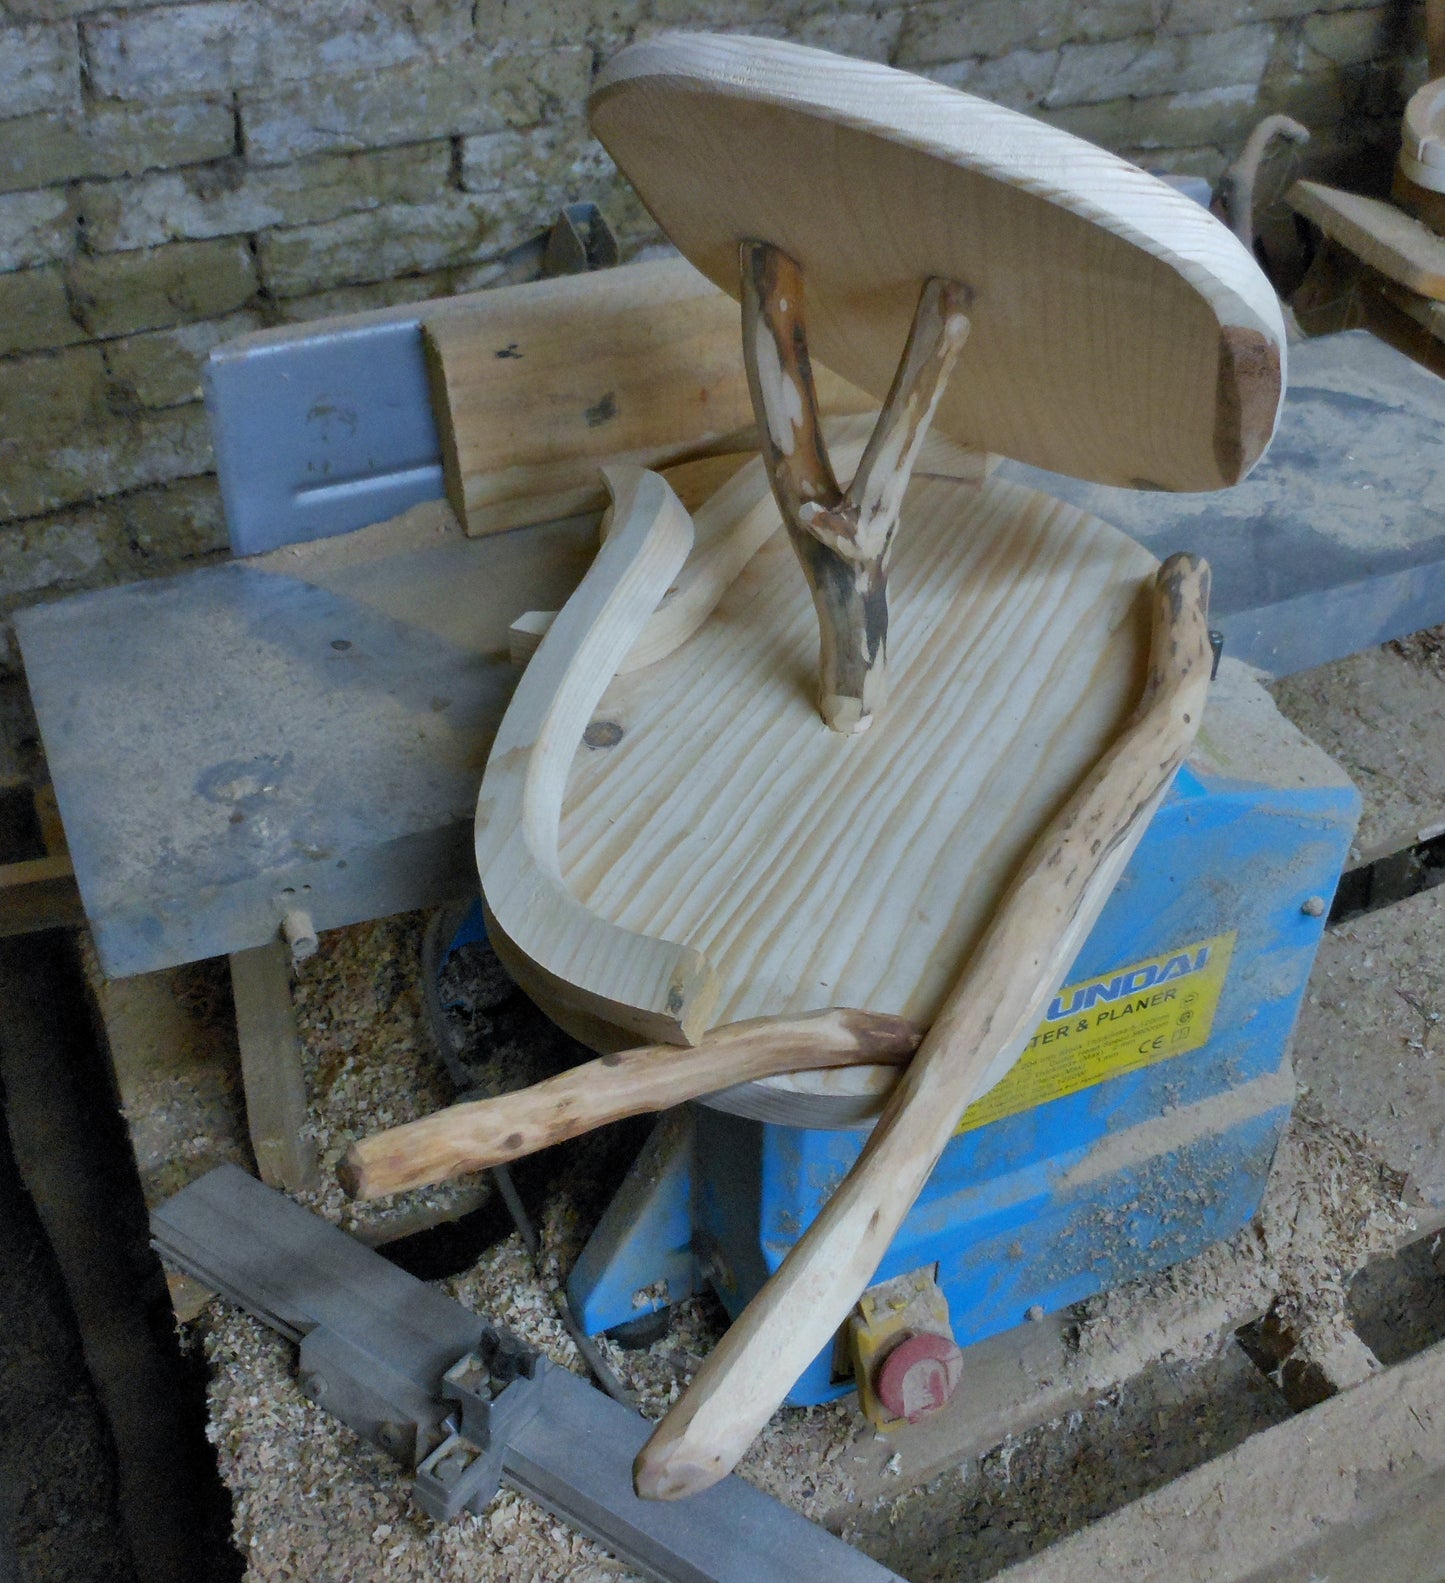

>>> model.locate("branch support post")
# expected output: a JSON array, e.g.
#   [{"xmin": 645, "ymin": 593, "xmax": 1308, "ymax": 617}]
[{"xmin": 739, "ymin": 241, "xmax": 972, "ymax": 733}]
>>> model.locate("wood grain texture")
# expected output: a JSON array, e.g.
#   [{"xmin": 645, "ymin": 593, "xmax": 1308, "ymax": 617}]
[
  {"xmin": 529, "ymin": 471, "xmax": 1159, "ymax": 1105},
  {"xmin": 590, "ymin": 32, "xmax": 1285, "ymax": 491},
  {"xmin": 506, "ymin": 417, "xmax": 992, "ymax": 674},
  {"xmin": 339, "ymin": 1008, "xmax": 921, "ymax": 1199},
  {"xmin": 632, "ymin": 552, "xmax": 1214, "ymax": 1501},
  {"xmin": 422, "ymin": 254, "xmax": 874, "ymax": 536},
  {"xmin": 1290, "ymin": 180, "xmax": 1445, "ymax": 301},
  {"xmin": 229, "ymin": 940, "xmax": 318, "ymax": 1193},
  {"xmin": 474, "ymin": 464, "xmax": 720, "ymax": 1048}
]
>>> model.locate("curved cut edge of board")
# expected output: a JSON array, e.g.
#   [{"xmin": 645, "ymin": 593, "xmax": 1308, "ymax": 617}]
[{"xmin": 475, "ymin": 465, "xmax": 720, "ymax": 1046}]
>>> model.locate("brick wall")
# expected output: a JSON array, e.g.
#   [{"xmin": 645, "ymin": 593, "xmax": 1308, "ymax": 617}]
[{"xmin": 0, "ymin": 0, "xmax": 1429, "ymax": 672}]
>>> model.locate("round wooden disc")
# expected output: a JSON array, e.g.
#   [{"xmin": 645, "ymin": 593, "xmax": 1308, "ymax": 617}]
[{"xmin": 590, "ymin": 33, "xmax": 1286, "ymax": 493}]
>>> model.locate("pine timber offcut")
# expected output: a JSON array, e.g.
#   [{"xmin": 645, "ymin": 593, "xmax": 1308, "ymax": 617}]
[
  {"xmin": 229, "ymin": 940, "xmax": 319, "ymax": 1194},
  {"xmin": 1289, "ymin": 180, "xmax": 1445, "ymax": 302},
  {"xmin": 421, "ymin": 255, "xmax": 875, "ymax": 537}
]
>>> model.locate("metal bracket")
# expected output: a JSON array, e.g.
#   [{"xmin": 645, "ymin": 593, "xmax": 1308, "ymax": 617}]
[{"xmin": 152, "ymin": 1165, "xmax": 902, "ymax": 1583}]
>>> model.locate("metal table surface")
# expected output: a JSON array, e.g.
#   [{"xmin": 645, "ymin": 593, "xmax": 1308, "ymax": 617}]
[{"xmin": 16, "ymin": 330, "xmax": 1445, "ymax": 980}]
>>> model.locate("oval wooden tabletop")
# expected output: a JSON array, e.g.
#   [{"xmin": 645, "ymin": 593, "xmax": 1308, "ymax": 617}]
[{"xmin": 590, "ymin": 32, "xmax": 1286, "ymax": 493}]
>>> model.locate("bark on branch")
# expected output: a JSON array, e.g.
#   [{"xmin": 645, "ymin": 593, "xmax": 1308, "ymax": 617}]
[{"xmin": 740, "ymin": 241, "xmax": 971, "ymax": 733}]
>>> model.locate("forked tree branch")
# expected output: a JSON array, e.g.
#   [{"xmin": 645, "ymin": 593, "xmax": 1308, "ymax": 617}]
[{"xmin": 740, "ymin": 241, "xmax": 971, "ymax": 734}]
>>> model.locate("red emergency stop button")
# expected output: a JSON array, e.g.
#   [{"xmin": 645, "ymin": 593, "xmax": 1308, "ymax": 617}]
[{"xmin": 874, "ymin": 1331, "xmax": 964, "ymax": 1423}]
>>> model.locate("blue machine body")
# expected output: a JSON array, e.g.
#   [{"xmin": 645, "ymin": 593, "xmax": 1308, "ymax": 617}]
[{"xmin": 563, "ymin": 756, "xmax": 1358, "ymax": 1405}]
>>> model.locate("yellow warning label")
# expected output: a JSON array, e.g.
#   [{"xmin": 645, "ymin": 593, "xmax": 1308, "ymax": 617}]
[{"xmin": 955, "ymin": 930, "xmax": 1237, "ymax": 1136}]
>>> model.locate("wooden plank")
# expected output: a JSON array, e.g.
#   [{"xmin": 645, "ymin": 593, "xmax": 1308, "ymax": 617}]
[
  {"xmin": 229, "ymin": 940, "xmax": 319, "ymax": 1193},
  {"xmin": 1289, "ymin": 180, "xmax": 1445, "ymax": 301},
  {"xmin": 0, "ymin": 851, "xmax": 84, "ymax": 937},
  {"xmin": 528, "ymin": 473, "xmax": 1158, "ymax": 1059},
  {"xmin": 991, "ymin": 1331, "xmax": 1445, "ymax": 1583},
  {"xmin": 422, "ymin": 255, "xmax": 874, "ymax": 537}
]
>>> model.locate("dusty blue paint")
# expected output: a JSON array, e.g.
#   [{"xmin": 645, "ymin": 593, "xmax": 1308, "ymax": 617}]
[{"xmin": 569, "ymin": 763, "xmax": 1358, "ymax": 1404}]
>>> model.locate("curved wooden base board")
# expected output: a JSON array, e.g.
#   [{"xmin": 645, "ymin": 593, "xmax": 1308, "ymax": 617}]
[{"xmin": 509, "ymin": 472, "xmax": 1158, "ymax": 1124}]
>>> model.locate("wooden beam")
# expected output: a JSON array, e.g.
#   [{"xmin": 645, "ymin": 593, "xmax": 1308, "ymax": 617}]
[
  {"xmin": 0, "ymin": 851, "xmax": 84, "ymax": 937},
  {"xmin": 229, "ymin": 940, "xmax": 318, "ymax": 1193}
]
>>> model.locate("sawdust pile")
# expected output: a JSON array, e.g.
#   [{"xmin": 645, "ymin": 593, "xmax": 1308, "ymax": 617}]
[
  {"xmin": 199, "ymin": 911, "xmax": 866, "ymax": 1580},
  {"xmin": 198, "ymin": 909, "xmax": 1421, "ymax": 1581}
]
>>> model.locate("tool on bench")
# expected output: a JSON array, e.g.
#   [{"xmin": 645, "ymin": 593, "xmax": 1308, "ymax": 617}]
[
  {"xmin": 337, "ymin": 33, "xmax": 1362, "ymax": 1501},
  {"xmin": 152, "ymin": 1164, "xmax": 902, "ymax": 1583}
]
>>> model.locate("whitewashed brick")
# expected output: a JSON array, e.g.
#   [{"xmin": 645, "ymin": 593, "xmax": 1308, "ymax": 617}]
[
  {"xmin": 85, "ymin": 0, "xmax": 469, "ymax": 102},
  {"xmin": 899, "ymin": 0, "xmax": 1160, "ymax": 66},
  {"xmin": 1047, "ymin": 24, "xmax": 1275, "ymax": 106},
  {"xmin": 85, "ymin": 3, "xmax": 268, "ymax": 100},
  {"xmin": 118, "ymin": 475, "xmax": 228, "ymax": 564},
  {"xmin": 474, "ymin": 0, "xmax": 645, "ymax": 42},
  {"xmin": 928, "ymin": 50, "xmax": 1061, "ymax": 110},
  {"xmin": 0, "ymin": 187, "xmax": 72, "ymax": 271},
  {"xmin": 0, "ymin": 264, "xmax": 82, "ymax": 355},
  {"xmin": 273, "ymin": 270, "xmax": 456, "ymax": 323},
  {"xmin": 0, "ymin": 403, "xmax": 212, "ymax": 520},
  {"xmin": 458, "ymin": 120, "xmax": 610, "ymax": 195},
  {"xmin": 67, "ymin": 236, "xmax": 257, "ymax": 336},
  {"xmin": 242, "ymin": 44, "xmax": 590, "ymax": 164},
  {"xmin": 258, "ymin": 192, "xmax": 555, "ymax": 297},
  {"xmin": 1164, "ymin": 0, "xmax": 1383, "ymax": 32},
  {"xmin": 0, "ymin": 101, "xmax": 234, "ymax": 194},
  {"xmin": 0, "ymin": 506, "xmax": 119, "ymax": 599},
  {"xmin": 79, "ymin": 142, "xmax": 451, "ymax": 251},
  {"xmin": 1298, "ymin": 5, "xmax": 1421, "ymax": 69},
  {"xmin": 791, "ymin": 7, "xmax": 904, "ymax": 62},
  {"xmin": 0, "ymin": 22, "xmax": 80, "ymax": 118},
  {"xmin": 105, "ymin": 310, "xmax": 265, "ymax": 407},
  {"xmin": 0, "ymin": 346, "xmax": 110, "ymax": 446}
]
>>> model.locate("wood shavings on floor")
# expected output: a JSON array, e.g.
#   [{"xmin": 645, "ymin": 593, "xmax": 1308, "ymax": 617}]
[
  {"xmin": 285, "ymin": 912, "xmax": 481, "ymax": 1240},
  {"xmin": 194, "ymin": 892, "xmax": 1428, "ymax": 1581}
]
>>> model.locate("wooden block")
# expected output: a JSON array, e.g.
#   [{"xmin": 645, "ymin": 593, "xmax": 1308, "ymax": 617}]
[
  {"xmin": 0, "ymin": 851, "xmax": 84, "ymax": 937},
  {"xmin": 1289, "ymin": 180, "xmax": 1445, "ymax": 302},
  {"xmin": 423, "ymin": 255, "xmax": 875, "ymax": 537},
  {"xmin": 229, "ymin": 940, "xmax": 319, "ymax": 1194}
]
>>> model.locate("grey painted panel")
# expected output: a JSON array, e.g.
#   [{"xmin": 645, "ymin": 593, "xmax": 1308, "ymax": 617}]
[
  {"xmin": 16, "ymin": 559, "xmax": 507, "ymax": 976},
  {"xmin": 206, "ymin": 317, "xmax": 444, "ymax": 556},
  {"xmin": 1001, "ymin": 331, "xmax": 1445, "ymax": 675}
]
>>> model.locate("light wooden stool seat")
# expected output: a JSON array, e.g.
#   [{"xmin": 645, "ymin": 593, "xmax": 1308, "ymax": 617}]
[{"xmin": 490, "ymin": 467, "xmax": 1157, "ymax": 1124}]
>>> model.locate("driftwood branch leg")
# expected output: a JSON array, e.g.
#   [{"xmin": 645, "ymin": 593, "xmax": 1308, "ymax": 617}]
[
  {"xmin": 740, "ymin": 242, "xmax": 971, "ymax": 734},
  {"xmin": 338, "ymin": 1009, "xmax": 921, "ymax": 1200},
  {"xmin": 633, "ymin": 553, "xmax": 1214, "ymax": 1500}
]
